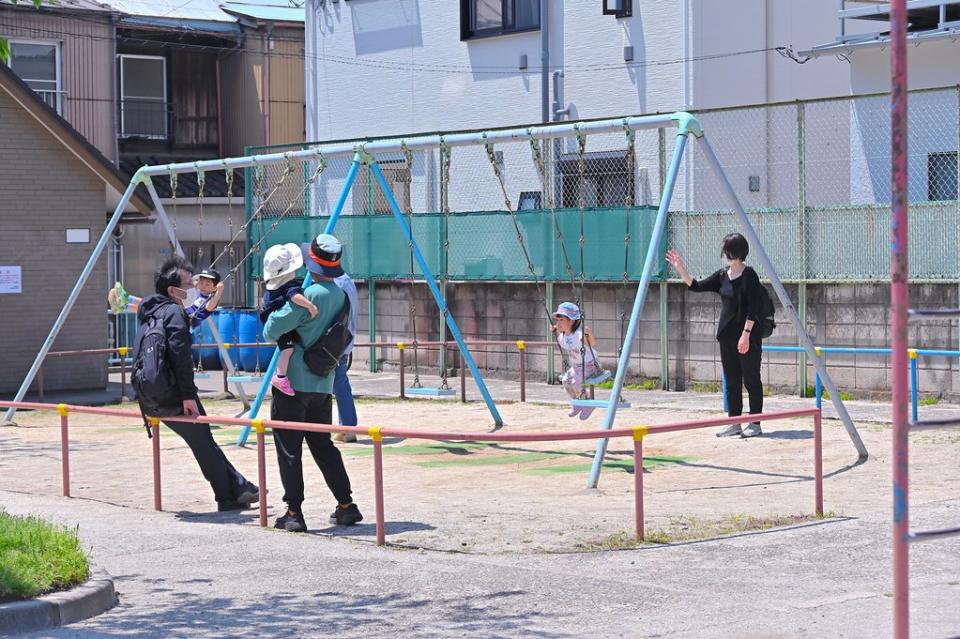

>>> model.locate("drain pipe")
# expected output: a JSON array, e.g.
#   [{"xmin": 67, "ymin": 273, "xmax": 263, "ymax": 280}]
[
  {"xmin": 540, "ymin": 0, "xmax": 549, "ymax": 123},
  {"xmin": 263, "ymin": 25, "xmax": 273, "ymax": 145}
]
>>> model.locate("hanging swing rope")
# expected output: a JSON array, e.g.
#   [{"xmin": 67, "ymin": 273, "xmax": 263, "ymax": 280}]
[
  {"xmin": 484, "ymin": 136, "xmax": 554, "ymax": 324},
  {"xmin": 204, "ymin": 161, "xmax": 297, "ymax": 274},
  {"xmin": 226, "ymin": 157, "xmax": 328, "ymax": 284},
  {"xmin": 196, "ymin": 168, "xmax": 206, "ymax": 264},
  {"xmin": 530, "ymin": 135, "xmax": 577, "ymax": 285},
  {"xmin": 401, "ymin": 142, "xmax": 423, "ymax": 389},
  {"xmin": 618, "ymin": 127, "xmax": 637, "ymax": 359},
  {"xmin": 574, "ymin": 125, "xmax": 592, "ymax": 398},
  {"xmin": 438, "ymin": 140, "xmax": 452, "ymax": 391}
]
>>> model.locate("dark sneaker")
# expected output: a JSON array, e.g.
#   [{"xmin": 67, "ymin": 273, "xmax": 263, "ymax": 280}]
[
  {"xmin": 329, "ymin": 503, "xmax": 363, "ymax": 526},
  {"xmin": 217, "ymin": 500, "xmax": 253, "ymax": 512},
  {"xmin": 741, "ymin": 422, "xmax": 763, "ymax": 438},
  {"xmin": 274, "ymin": 510, "xmax": 307, "ymax": 533},
  {"xmin": 236, "ymin": 484, "xmax": 260, "ymax": 506},
  {"xmin": 716, "ymin": 424, "xmax": 743, "ymax": 438}
]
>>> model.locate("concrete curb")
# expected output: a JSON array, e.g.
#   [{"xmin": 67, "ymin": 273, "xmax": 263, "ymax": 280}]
[{"xmin": 0, "ymin": 570, "xmax": 116, "ymax": 636}]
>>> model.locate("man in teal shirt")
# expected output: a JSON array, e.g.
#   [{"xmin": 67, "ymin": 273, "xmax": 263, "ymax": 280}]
[{"xmin": 264, "ymin": 233, "xmax": 363, "ymax": 532}]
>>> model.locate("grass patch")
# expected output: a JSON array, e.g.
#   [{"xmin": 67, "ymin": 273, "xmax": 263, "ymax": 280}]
[
  {"xmin": 596, "ymin": 378, "xmax": 659, "ymax": 391},
  {"xmin": 919, "ymin": 395, "xmax": 940, "ymax": 406},
  {"xmin": 344, "ymin": 442, "xmax": 489, "ymax": 457},
  {"xmin": 690, "ymin": 381, "xmax": 722, "ymax": 393},
  {"xmin": 0, "ymin": 511, "xmax": 89, "ymax": 603},
  {"xmin": 579, "ymin": 511, "xmax": 837, "ymax": 549},
  {"xmin": 802, "ymin": 386, "xmax": 854, "ymax": 401}
]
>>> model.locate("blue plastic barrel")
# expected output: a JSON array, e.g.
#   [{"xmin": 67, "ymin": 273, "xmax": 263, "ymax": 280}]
[
  {"xmin": 238, "ymin": 310, "xmax": 268, "ymax": 372},
  {"xmin": 195, "ymin": 311, "xmax": 221, "ymax": 371},
  {"xmin": 218, "ymin": 308, "xmax": 239, "ymax": 369}
]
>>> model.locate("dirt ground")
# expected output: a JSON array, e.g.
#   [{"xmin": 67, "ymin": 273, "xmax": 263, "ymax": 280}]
[{"xmin": 2, "ymin": 395, "xmax": 958, "ymax": 554}]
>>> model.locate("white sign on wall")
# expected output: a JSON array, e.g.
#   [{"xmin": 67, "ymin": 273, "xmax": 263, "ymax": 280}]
[{"xmin": 0, "ymin": 266, "xmax": 22, "ymax": 294}]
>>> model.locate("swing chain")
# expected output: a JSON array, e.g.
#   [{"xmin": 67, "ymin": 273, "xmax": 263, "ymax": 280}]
[{"xmin": 196, "ymin": 167, "xmax": 205, "ymax": 262}]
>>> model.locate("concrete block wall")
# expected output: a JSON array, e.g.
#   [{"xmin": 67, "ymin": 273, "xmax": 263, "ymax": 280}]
[
  {"xmin": 0, "ymin": 90, "xmax": 108, "ymax": 393},
  {"xmin": 349, "ymin": 278, "xmax": 960, "ymax": 399}
]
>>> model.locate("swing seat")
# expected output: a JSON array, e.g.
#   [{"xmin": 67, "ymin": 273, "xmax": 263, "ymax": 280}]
[
  {"xmin": 194, "ymin": 372, "xmax": 212, "ymax": 380},
  {"xmin": 406, "ymin": 387, "xmax": 457, "ymax": 397},
  {"xmin": 227, "ymin": 375, "xmax": 262, "ymax": 384},
  {"xmin": 570, "ymin": 398, "xmax": 632, "ymax": 410},
  {"xmin": 584, "ymin": 370, "xmax": 612, "ymax": 386}
]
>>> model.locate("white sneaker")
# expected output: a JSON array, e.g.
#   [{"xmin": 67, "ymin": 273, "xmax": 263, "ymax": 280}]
[
  {"xmin": 741, "ymin": 422, "xmax": 762, "ymax": 438},
  {"xmin": 716, "ymin": 424, "xmax": 743, "ymax": 437}
]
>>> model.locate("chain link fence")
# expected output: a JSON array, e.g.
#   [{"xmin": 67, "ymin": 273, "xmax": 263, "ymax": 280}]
[{"xmin": 245, "ymin": 85, "xmax": 960, "ymax": 285}]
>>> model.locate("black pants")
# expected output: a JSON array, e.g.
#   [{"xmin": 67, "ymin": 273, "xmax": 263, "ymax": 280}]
[
  {"xmin": 719, "ymin": 338, "xmax": 763, "ymax": 418},
  {"xmin": 162, "ymin": 399, "xmax": 252, "ymax": 506},
  {"xmin": 271, "ymin": 388, "xmax": 353, "ymax": 509}
]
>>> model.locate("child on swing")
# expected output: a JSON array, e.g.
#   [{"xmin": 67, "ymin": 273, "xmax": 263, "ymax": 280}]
[
  {"xmin": 261, "ymin": 243, "xmax": 319, "ymax": 396},
  {"xmin": 551, "ymin": 302, "xmax": 602, "ymax": 420}
]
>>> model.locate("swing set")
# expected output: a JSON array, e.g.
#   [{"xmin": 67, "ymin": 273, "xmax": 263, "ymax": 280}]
[{"xmin": 4, "ymin": 111, "xmax": 868, "ymax": 489}]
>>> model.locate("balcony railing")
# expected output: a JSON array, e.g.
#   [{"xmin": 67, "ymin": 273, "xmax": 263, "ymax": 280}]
[{"xmin": 120, "ymin": 98, "xmax": 170, "ymax": 139}]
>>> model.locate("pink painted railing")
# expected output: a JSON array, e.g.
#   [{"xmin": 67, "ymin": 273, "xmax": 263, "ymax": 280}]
[{"xmin": 0, "ymin": 401, "xmax": 822, "ymax": 545}]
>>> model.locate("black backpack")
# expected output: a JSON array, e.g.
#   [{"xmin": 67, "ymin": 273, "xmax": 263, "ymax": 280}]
[
  {"xmin": 131, "ymin": 315, "xmax": 179, "ymax": 411},
  {"xmin": 303, "ymin": 294, "xmax": 353, "ymax": 377},
  {"xmin": 757, "ymin": 284, "xmax": 776, "ymax": 338}
]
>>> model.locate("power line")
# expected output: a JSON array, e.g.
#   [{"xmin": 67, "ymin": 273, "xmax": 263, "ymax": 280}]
[{"xmin": 0, "ymin": 17, "xmax": 795, "ymax": 76}]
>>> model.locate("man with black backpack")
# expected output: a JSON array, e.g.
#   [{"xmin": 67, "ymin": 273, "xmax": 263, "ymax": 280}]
[
  {"xmin": 132, "ymin": 256, "xmax": 259, "ymax": 512},
  {"xmin": 263, "ymin": 234, "xmax": 362, "ymax": 533}
]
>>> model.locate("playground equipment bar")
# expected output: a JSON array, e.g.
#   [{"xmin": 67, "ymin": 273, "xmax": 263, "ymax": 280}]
[
  {"xmin": 140, "ymin": 115, "xmax": 681, "ymax": 176},
  {"xmin": 0, "ymin": 401, "xmax": 821, "ymax": 547}
]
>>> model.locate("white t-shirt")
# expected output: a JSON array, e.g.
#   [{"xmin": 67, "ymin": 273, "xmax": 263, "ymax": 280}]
[{"xmin": 556, "ymin": 327, "xmax": 600, "ymax": 367}]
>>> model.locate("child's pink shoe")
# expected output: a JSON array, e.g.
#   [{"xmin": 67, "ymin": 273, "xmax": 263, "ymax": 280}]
[
  {"xmin": 271, "ymin": 375, "xmax": 295, "ymax": 396},
  {"xmin": 568, "ymin": 405, "xmax": 582, "ymax": 418},
  {"xmin": 578, "ymin": 407, "xmax": 596, "ymax": 420}
]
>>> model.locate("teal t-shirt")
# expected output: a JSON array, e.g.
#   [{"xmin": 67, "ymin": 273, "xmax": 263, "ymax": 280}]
[{"xmin": 263, "ymin": 280, "xmax": 345, "ymax": 395}]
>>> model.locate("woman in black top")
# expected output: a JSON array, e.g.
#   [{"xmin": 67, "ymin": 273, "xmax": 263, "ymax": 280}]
[{"xmin": 666, "ymin": 233, "xmax": 765, "ymax": 438}]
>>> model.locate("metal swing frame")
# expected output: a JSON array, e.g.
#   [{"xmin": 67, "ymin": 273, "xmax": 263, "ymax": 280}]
[{"xmin": 4, "ymin": 113, "xmax": 867, "ymax": 488}]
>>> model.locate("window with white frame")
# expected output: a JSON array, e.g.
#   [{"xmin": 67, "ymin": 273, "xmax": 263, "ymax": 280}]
[
  {"xmin": 7, "ymin": 40, "xmax": 62, "ymax": 114},
  {"xmin": 119, "ymin": 54, "xmax": 168, "ymax": 139},
  {"xmin": 460, "ymin": 0, "xmax": 540, "ymax": 40}
]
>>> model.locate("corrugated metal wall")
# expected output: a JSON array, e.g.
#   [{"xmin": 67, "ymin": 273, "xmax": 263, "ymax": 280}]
[
  {"xmin": 220, "ymin": 25, "xmax": 304, "ymax": 157},
  {"xmin": 0, "ymin": 8, "xmax": 115, "ymax": 161}
]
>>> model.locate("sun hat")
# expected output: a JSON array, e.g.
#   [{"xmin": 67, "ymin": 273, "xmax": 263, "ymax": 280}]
[
  {"xmin": 553, "ymin": 302, "xmax": 581, "ymax": 321},
  {"xmin": 301, "ymin": 233, "xmax": 345, "ymax": 278},
  {"xmin": 263, "ymin": 243, "xmax": 303, "ymax": 290}
]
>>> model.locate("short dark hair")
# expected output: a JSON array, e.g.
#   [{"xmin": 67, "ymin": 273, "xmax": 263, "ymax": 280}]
[
  {"xmin": 721, "ymin": 233, "xmax": 749, "ymax": 261},
  {"xmin": 155, "ymin": 256, "xmax": 194, "ymax": 295}
]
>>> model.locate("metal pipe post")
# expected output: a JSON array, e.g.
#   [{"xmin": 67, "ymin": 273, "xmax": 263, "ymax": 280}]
[
  {"xmin": 399, "ymin": 344, "xmax": 406, "ymax": 399},
  {"xmin": 58, "ymin": 405, "xmax": 70, "ymax": 497},
  {"xmin": 518, "ymin": 341, "xmax": 527, "ymax": 402},
  {"xmin": 659, "ymin": 281, "xmax": 669, "ymax": 389},
  {"xmin": 816, "ymin": 372, "xmax": 823, "ymax": 410},
  {"xmin": 588, "ymin": 127, "xmax": 691, "ymax": 488},
  {"xmin": 4, "ymin": 176, "xmax": 143, "ymax": 424},
  {"xmin": 909, "ymin": 351, "xmax": 919, "ymax": 423},
  {"xmin": 890, "ymin": 2, "xmax": 910, "ymax": 634},
  {"xmin": 151, "ymin": 417, "xmax": 162, "ymax": 511},
  {"xmin": 460, "ymin": 349, "xmax": 466, "ymax": 402},
  {"xmin": 38, "ymin": 366, "xmax": 44, "ymax": 403},
  {"xmin": 256, "ymin": 421, "xmax": 268, "ymax": 527},
  {"xmin": 633, "ymin": 428, "xmax": 646, "ymax": 540},
  {"xmin": 119, "ymin": 354, "xmax": 127, "ymax": 401},
  {"xmin": 370, "ymin": 162, "xmax": 504, "ymax": 428},
  {"xmin": 371, "ymin": 428, "xmax": 386, "ymax": 546},
  {"xmin": 696, "ymin": 135, "xmax": 868, "ymax": 459},
  {"xmin": 368, "ymin": 280, "xmax": 378, "ymax": 372},
  {"xmin": 814, "ymin": 410, "xmax": 823, "ymax": 516}
]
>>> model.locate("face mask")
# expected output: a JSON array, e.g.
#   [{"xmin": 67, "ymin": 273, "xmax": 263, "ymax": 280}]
[{"xmin": 183, "ymin": 287, "xmax": 200, "ymax": 307}]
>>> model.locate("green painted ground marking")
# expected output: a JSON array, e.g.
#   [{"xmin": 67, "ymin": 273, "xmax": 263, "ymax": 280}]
[
  {"xmin": 415, "ymin": 452, "xmax": 563, "ymax": 468},
  {"xmin": 523, "ymin": 456, "xmax": 690, "ymax": 475},
  {"xmin": 343, "ymin": 442, "xmax": 488, "ymax": 457}
]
